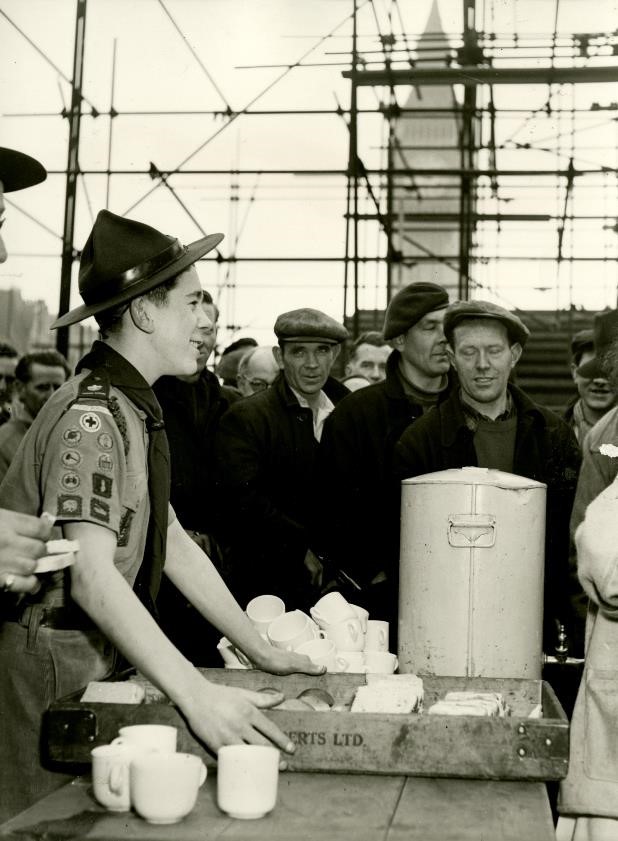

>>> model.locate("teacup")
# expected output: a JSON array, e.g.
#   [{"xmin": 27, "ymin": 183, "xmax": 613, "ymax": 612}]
[
  {"xmin": 338, "ymin": 650, "xmax": 366, "ymax": 673},
  {"xmin": 364, "ymin": 620, "xmax": 389, "ymax": 653},
  {"xmin": 111, "ymin": 724, "xmax": 177, "ymax": 754},
  {"xmin": 295, "ymin": 638, "xmax": 348, "ymax": 673},
  {"xmin": 131, "ymin": 752, "xmax": 206, "ymax": 824},
  {"xmin": 310, "ymin": 592, "xmax": 356, "ymax": 629},
  {"xmin": 267, "ymin": 610, "xmax": 321, "ymax": 651},
  {"xmin": 91, "ymin": 743, "xmax": 134, "ymax": 812},
  {"xmin": 217, "ymin": 745, "xmax": 279, "ymax": 820},
  {"xmin": 246, "ymin": 595, "xmax": 286, "ymax": 635},
  {"xmin": 350, "ymin": 604, "xmax": 369, "ymax": 634},
  {"xmin": 364, "ymin": 651, "xmax": 398, "ymax": 674},
  {"xmin": 323, "ymin": 616, "xmax": 364, "ymax": 652}
]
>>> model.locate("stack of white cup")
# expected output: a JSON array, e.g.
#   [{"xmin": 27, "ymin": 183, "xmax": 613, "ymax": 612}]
[
  {"xmin": 219, "ymin": 591, "xmax": 398, "ymax": 674},
  {"xmin": 91, "ymin": 724, "xmax": 207, "ymax": 824}
]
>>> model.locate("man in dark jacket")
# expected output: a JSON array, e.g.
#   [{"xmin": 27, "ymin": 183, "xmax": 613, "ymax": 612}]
[
  {"xmin": 393, "ymin": 300, "xmax": 581, "ymax": 652},
  {"xmin": 314, "ymin": 282, "xmax": 453, "ymax": 626},
  {"xmin": 215, "ymin": 308, "xmax": 349, "ymax": 609},
  {"xmin": 154, "ymin": 290, "xmax": 240, "ymax": 664}
]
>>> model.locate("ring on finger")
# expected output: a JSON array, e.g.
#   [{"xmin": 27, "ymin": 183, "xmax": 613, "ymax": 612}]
[{"xmin": 2, "ymin": 574, "xmax": 16, "ymax": 593}]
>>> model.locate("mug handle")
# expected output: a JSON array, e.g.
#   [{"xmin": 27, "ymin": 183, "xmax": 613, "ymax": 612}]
[
  {"xmin": 347, "ymin": 621, "xmax": 358, "ymax": 643},
  {"xmin": 393, "ymin": 657, "xmax": 399, "ymax": 672},
  {"xmin": 379, "ymin": 629, "xmax": 387, "ymax": 648},
  {"xmin": 110, "ymin": 736, "xmax": 125, "ymax": 746},
  {"xmin": 198, "ymin": 761, "xmax": 207, "ymax": 787},
  {"xmin": 109, "ymin": 762, "xmax": 127, "ymax": 795},
  {"xmin": 335, "ymin": 656, "xmax": 349, "ymax": 673}
]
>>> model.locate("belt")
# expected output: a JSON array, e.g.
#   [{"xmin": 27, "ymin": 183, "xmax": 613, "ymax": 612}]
[{"xmin": 4, "ymin": 602, "xmax": 95, "ymax": 631}]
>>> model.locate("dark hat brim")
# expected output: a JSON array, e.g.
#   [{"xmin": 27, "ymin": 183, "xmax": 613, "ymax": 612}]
[
  {"xmin": 51, "ymin": 232, "xmax": 223, "ymax": 329},
  {"xmin": 0, "ymin": 147, "xmax": 47, "ymax": 193},
  {"xmin": 576, "ymin": 355, "xmax": 607, "ymax": 379}
]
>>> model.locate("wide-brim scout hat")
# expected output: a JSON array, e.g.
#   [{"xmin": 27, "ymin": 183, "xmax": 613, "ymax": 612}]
[
  {"xmin": 52, "ymin": 210, "xmax": 224, "ymax": 329},
  {"xmin": 577, "ymin": 310, "xmax": 618, "ymax": 379},
  {"xmin": 0, "ymin": 147, "xmax": 47, "ymax": 193}
]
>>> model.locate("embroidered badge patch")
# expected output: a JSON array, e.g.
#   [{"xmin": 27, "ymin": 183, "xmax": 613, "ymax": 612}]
[
  {"xmin": 79, "ymin": 412, "xmax": 101, "ymax": 433},
  {"xmin": 61, "ymin": 450, "xmax": 82, "ymax": 468},
  {"xmin": 57, "ymin": 494, "xmax": 82, "ymax": 517},
  {"xmin": 90, "ymin": 498, "xmax": 110, "ymax": 523},
  {"xmin": 97, "ymin": 432, "xmax": 114, "ymax": 451},
  {"xmin": 62, "ymin": 427, "xmax": 82, "ymax": 446},
  {"xmin": 98, "ymin": 453, "xmax": 114, "ymax": 472},
  {"xmin": 60, "ymin": 471, "xmax": 81, "ymax": 491},
  {"xmin": 118, "ymin": 508, "xmax": 134, "ymax": 548},
  {"xmin": 92, "ymin": 472, "xmax": 113, "ymax": 499}
]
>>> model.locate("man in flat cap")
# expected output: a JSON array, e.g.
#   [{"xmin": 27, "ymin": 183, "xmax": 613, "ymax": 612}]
[
  {"xmin": 0, "ymin": 211, "xmax": 320, "ymax": 820},
  {"xmin": 314, "ymin": 282, "xmax": 454, "ymax": 626},
  {"xmin": 214, "ymin": 308, "xmax": 349, "ymax": 607},
  {"xmin": 393, "ymin": 299, "xmax": 581, "ymax": 654},
  {"xmin": 564, "ymin": 327, "xmax": 615, "ymax": 447},
  {"xmin": 0, "ymin": 147, "xmax": 55, "ymax": 604}
]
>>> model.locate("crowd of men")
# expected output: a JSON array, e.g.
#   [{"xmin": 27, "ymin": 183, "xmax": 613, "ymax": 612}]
[{"xmin": 2, "ymin": 144, "xmax": 618, "ymax": 831}]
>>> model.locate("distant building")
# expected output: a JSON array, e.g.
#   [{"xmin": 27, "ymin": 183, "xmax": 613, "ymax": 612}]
[
  {"xmin": 0, "ymin": 288, "xmax": 95, "ymax": 369},
  {"xmin": 391, "ymin": 0, "xmax": 460, "ymax": 300}
]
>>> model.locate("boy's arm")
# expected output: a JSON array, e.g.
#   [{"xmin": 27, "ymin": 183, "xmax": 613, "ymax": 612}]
[{"xmin": 65, "ymin": 521, "xmax": 296, "ymax": 754}]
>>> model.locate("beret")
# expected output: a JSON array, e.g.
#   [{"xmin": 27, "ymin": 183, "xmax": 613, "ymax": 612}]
[
  {"xmin": 383, "ymin": 282, "xmax": 449, "ymax": 340},
  {"xmin": 274, "ymin": 308, "xmax": 348, "ymax": 344},
  {"xmin": 576, "ymin": 310, "xmax": 618, "ymax": 379},
  {"xmin": 0, "ymin": 147, "xmax": 46, "ymax": 193},
  {"xmin": 444, "ymin": 300, "xmax": 530, "ymax": 347}
]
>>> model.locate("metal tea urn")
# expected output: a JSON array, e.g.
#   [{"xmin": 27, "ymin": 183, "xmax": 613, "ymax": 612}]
[{"xmin": 398, "ymin": 467, "xmax": 546, "ymax": 679}]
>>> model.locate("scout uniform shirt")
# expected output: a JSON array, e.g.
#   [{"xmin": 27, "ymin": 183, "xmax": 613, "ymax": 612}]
[{"xmin": 0, "ymin": 370, "xmax": 161, "ymax": 606}]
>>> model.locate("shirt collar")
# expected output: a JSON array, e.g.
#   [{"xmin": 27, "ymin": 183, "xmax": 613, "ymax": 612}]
[{"xmin": 290, "ymin": 387, "xmax": 335, "ymax": 442}]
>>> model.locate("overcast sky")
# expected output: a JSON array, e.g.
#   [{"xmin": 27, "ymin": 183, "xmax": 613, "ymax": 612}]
[{"xmin": 1, "ymin": 0, "xmax": 618, "ymax": 347}]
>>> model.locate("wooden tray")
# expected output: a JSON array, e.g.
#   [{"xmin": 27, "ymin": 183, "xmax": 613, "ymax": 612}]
[{"xmin": 44, "ymin": 669, "xmax": 569, "ymax": 781}]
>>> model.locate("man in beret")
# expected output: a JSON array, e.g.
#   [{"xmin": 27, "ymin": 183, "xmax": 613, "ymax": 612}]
[
  {"xmin": 564, "ymin": 327, "xmax": 615, "ymax": 447},
  {"xmin": 314, "ymin": 281, "xmax": 454, "ymax": 627},
  {"xmin": 0, "ymin": 211, "xmax": 321, "ymax": 820},
  {"xmin": 0, "ymin": 147, "xmax": 55, "ymax": 604},
  {"xmin": 393, "ymin": 299, "xmax": 581, "ymax": 654},
  {"xmin": 214, "ymin": 308, "xmax": 349, "ymax": 607}
]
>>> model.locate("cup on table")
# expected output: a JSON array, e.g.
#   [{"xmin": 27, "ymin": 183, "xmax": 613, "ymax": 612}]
[
  {"xmin": 217, "ymin": 637, "xmax": 252, "ymax": 669},
  {"xmin": 217, "ymin": 745, "xmax": 279, "ymax": 820},
  {"xmin": 350, "ymin": 604, "xmax": 369, "ymax": 634},
  {"xmin": 364, "ymin": 651, "xmax": 398, "ymax": 674},
  {"xmin": 364, "ymin": 620, "xmax": 389, "ymax": 652},
  {"xmin": 91, "ymin": 743, "xmax": 134, "ymax": 812},
  {"xmin": 323, "ymin": 616, "xmax": 364, "ymax": 652},
  {"xmin": 130, "ymin": 752, "xmax": 206, "ymax": 824},
  {"xmin": 310, "ymin": 592, "xmax": 356, "ymax": 629},
  {"xmin": 267, "ymin": 610, "xmax": 322, "ymax": 651},
  {"xmin": 295, "ymin": 638, "xmax": 348, "ymax": 673},
  {"xmin": 338, "ymin": 650, "xmax": 367, "ymax": 673},
  {"xmin": 111, "ymin": 724, "xmax": 177, "ymax": 754},
  {"xmin": 246, "ymin": 594, "xmax": 286, "ymax": 635}
]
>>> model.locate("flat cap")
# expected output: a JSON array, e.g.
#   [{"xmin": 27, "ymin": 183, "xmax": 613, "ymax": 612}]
[
  {"xmin": 577, "ymin": 310, "xmax": 618, "ymax": 378},
  {"xmin": 570, "ymin": 328, "xmax": 593, "ymax": 359},
  {"xmin": 274, "ymin": 308, "xmax": 348, "ymax": 344},
  {"xmin": 444, "ymin": 300, "xmax": 530, "ymax": 347},
  {"xmin": 383, "ymin": 282, "xmax": 449, "ymax": 340}
]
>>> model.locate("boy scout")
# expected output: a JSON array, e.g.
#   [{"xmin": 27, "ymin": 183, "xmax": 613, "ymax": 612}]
[{"xmin": 0, "ymin": 210, "xmax": 320, "ymax": 821}]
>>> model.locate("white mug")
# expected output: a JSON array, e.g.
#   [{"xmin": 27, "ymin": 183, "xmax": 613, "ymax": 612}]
[
  {"xmin": 267, "ymin": 610, "xmax": 321, "ymax": 651},
  {"xmin": 338, "ymin": 650, "xmax": 366, "ymax": 673},
  {"xmin": 217, "ymin": 745, "xmax": 279, "ymax": 820},
  {"xmin": 323, "ymin": 616, "xmax": 364, "ymax": 652},
  {"xmin": 364, "ymin": 651, "xmax": 398, "ymax": 674},
  {"xmin": 91, "ymin": 743, "xmax": 134, "ymax": 812},
  {"xmin": 295, "ymin": 638, "xmax": 347, "ymax": 673},
  {"xmin": 130, "ymin": 752, "xmax": 206, "ymax": 824},
  {"xmin": 364, "ymin": 620, "xmax": 389, "ymax": 652},
  {"xmin": 310, "ymin": 592, "xmax": 356, "ymax": 629},
  {"xmin": 246, "ymin": 595, "xmax": 286, "ymax": 635},
  {"xmin": 350, "ymin": 604, "xmax": 369, "ymax": 634},
  {"xmin": 111, "ymin": 724, "xmax": 177, "ymax": 754}
]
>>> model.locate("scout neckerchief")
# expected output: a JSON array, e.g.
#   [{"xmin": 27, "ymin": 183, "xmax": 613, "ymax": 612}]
[{"xmin": 76, "ymin": 341, "xmax": 169, "ymax": 613}]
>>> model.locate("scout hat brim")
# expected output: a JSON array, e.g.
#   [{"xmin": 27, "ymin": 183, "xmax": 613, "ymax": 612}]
[{"xmin": 0, "ymin": 147, "xmax": 47, "ymax": 193}]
